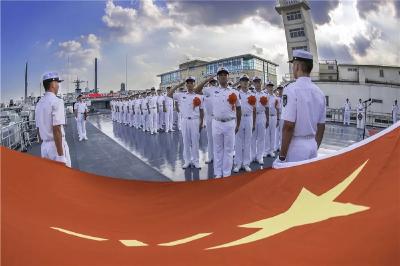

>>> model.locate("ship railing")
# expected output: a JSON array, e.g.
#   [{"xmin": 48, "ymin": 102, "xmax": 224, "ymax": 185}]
[
  {"xmin": 1, "ymin": 120, "xmax": 38, "ymax": 151},
  {"xmin": 326, "ymin": 108, "xmax": 395, "ymax": 128}
]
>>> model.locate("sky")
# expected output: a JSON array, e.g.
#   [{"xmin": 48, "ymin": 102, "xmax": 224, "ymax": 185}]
[{"xmin": 1, "ymin": 0, "xmax": 399, "ymax": 102}]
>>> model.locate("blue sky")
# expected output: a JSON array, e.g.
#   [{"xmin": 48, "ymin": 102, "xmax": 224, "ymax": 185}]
[{"xmin": 1, "ymin": 0, "xmax": 399, "ymax": 102}]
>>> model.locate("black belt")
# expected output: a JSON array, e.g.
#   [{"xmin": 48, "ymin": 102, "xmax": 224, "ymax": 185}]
[
  {"xmin": 184, "ymin": 117, "xmax": 199, "ymax": 120},
  {"xmin": 214, "ymin": 117, "xmax": 235, "ymax": 122}
]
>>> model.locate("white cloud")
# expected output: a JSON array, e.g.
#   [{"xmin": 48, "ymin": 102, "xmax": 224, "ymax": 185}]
[
  {"xmin": 45, "ymin": 39, "xmax": 54, "ymax": 48},
  {"xmin": 56, "ymin": 34, "xmax": 101, "ymax": 89},
  {"xmin": 315, "ymin": 0, "xmax": 399, "ymax": 65}
]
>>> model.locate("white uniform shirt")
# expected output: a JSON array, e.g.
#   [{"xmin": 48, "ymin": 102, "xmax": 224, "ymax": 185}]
[
  {"xmin": 254, "ymin": 90, "xmax": 267, "ymax": 114},
  {"xmin": 141, "ymin": 97, "xmax": 149, "ymax": 113},
  {"xmin": 282, "ymin": 77, "xmax": 326, "ymax": 137},
  {"xmin": 344, "ymin": 102, "xmax": 351, "ymax": 111},
  {"xmin": 267, "ymin": 93, "xmax": 278, "ymax": 116},
  {"xmin": 133, "ymin": 99, "xmax": 139, "ymax": 111},
  {"xmin": 148, "ymin": 95, "xmax": 158, "ymax": 109},
  {"xmin": 239, "ymin": 90, "xmax": 255, "ymax": 116},
  {"xmin": 179, "ymin": 92, "xmax": 203, "ymax": 119},
  {"xmin": 35, "ymin": 92, "xmax": 66, "ymax": 141},
  {"xmin": 209, "ymin": 86, "xmax": 241, "ymax": 120},
  {"xmin": 203, "ymin": 85, "xmax": 217, "ymax": 117},
  {"xmin": 357, "ymin": 103, "xmax": 363, "ymax": 113},
  {"xmin": 173, "ymin": 92, "xmax": 185, "ymax": 111},
  {"xmin": 165, "ymin": 95, "xmax": 174, "ymax": 111},
  {"xmin": 157, "ymin": 95, "xmax": 164, "ymax": 110},
  {"xmin": 74, "ymin": 101, "xmax": 88, "ymax": 114}
]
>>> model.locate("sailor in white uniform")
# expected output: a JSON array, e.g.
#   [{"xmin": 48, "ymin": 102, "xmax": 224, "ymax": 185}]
[
  {"xmin": 392, "ymin": 100, "xmax": 398, "ymax": 124},
  {"xmin": 148, "ymin": 88, "xmax": 159, "ymax": 134},
  {"xmin": 74, "ymin": 94, "xmax": 88, "ymax": 141},
  {"xmin": 168, "ymin": 77, "xmax": 204, "ymax": 168},
  {"xmin": 274, "ymin": 85, "xmax": 284, "ymax": 152},
  {"xmin": 164, "ymin": 87, "xmax": 174, "ymax": 132},
  {"xmin": 173, "ymin": 87, "xmax": 185, "ymax": 131},
  {"xmin": 343, "ymin": 98, "xmax": 351, "ymax": 126},
  {"xmin": 35, "ymin": 71, "xmax": 71, "ymax": 167},
  {"xmin": 197, "ymin": 67, "xmax": 241, "ymax": 178},
  {"xmin": 275, "ymin": 50, "xmax": 326, "ymax": 164},
  {"xmin": 157, "ymin": 89, "xmax": 165, "ymax": 131},
  {"xmin": 264, "ymin": 80, "xmax": 278, "ymax": 158},
  {"xmin": 356, "ymin": 99, "xmax": 364, "ymax": 129},
  {"xmin": 233, "ymin": 74, "xmax": 255, "ymax": 173},
  {"xmin": 194, "ymin": 76, "xmax": 218, "ymax": 163},
  {"xmin": 251, "ymin": 76, "xmax": 268, "ymax": 165},
  {"xmin": 110, "ymin": 99, "xmax": 115, "ymax": 121}
]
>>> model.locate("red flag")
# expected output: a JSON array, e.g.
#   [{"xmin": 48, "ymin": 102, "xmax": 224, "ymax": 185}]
[{"xmin": 1, "ymin": 124, "xmax": 399, "ymax": 266}]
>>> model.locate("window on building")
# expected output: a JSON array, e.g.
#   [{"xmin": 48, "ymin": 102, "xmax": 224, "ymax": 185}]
[
  {"xmin": 287, "ymin": 11, "xmax": 302, "ymax": 21},
  {"xmin": 379, "ymin": 69, "xmax": 384, "ymax": 77},
  {"xmin": 289, "ymin": 27, "xmax": 305, "ymax": 38},
  {"xmin": 328, "ymin": 65, "xmax": 334, "ymax": 70},
  {"xmin": 325, "ymin": 96, "xmax": 329, "ymax": 107},
  {"xmin": 347, "ymin": 68, "xmax": 358, "ymax": 72},
  {"xmin": 292, "ymin": 46, "xmax": 308, "ymax": 51}
]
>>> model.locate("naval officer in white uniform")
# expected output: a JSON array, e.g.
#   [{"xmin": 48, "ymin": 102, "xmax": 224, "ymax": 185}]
[
  {"xmin": 233, "ymin": 74, "xmax": 255, "ymax": 173},
  {"xmin": 168, "ymin": 77, "xmax": 204, "ymax": 168},
  {"xmin": 197, "ymin": 67, "xmax": 241, "ymax": 178},
  {"xmin": 392, "ymin": 100, "xmax": 398, "ymax": 124},
  {"xmin": 275, "ymin": 50, "xmax": 326, "ymax": 164},
  {"xmin": 343, "ymin": 98, "xmax": 351, "ymax": 126},
  {"xmin": 35, "ymin": 71, "xmax": 71, "ymax": 167},
  {"xmin": 74, "ymin": 94, "xmax": 88, "ymax": 141},
  {"xmin": 356, "ymin": 99, "xmax": 364, "ymax": 129}
]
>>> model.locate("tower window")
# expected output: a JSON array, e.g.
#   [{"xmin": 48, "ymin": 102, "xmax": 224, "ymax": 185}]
[
  {"xmin": 292, "ymin": 46, "xmax": 308, "ymax": 51},
  {"xmin": 289, "ymin": 27, "xmax": 305, "ymax": 38},
  {"xmin": 328, "ymin": 66, "xmax": 334, "ymax": 70},
  {"xmin": 379, "ymin": 69, "xmax": 384, "ymax": 77},
  {"xmin": 287, "ymin": 11, "xmax": 302, "ymax": 21}
]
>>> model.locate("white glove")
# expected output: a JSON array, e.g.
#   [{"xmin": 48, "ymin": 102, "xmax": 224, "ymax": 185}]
[{"xmin": 55, "ymin": 155, "xmax": 66, "ymax": 164}]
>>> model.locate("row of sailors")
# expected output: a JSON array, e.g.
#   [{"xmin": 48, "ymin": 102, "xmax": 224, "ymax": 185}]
[
  {"xmin": 110, "ymin": 89, "xmax": 174, "ymax": 134},
  {"xmin": 111, "ymin": 69, "xmax": 285, "ymax": 178}
]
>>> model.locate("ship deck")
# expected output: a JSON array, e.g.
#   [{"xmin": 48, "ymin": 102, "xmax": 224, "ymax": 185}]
[{"xmin": 27, "ymin": 112, "xmax": 376, "ymax": 182}]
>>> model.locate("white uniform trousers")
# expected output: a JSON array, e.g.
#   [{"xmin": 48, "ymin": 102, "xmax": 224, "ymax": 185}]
[
  {"xmin": 164, "ymin": 110, "xmax": 173, "ymax": 132},
  {"xmin": 177, "ymin": 112, "xmax": 182, "ymax": 130},
  {"xmin": 41, "ymin": 138, "xmax": 71, "ymax": 167},
  {"xmin": 356, "ymin": 112, "xmax": 364, "ymax": 129},
  {"xmin": 212, "ymin": 119, "xmax": 235, "ymax": 177},
  {"xmin": 251, "ymin": 113, "xmax": 266, "ymax": 162},
  {"xmin": 76, "ymin": 113, "xmax": 87, "ymax": 139},
  {"xmin": 275, "ymin": 118, "xmax": 283, "ymax": 151},
  {"xmin": 265, "ymin": 115, "xmax": 277, "ymax": 154},
  {"xmin": 181, "ymin": 117, "xmax": 200, "ymax": 165},
  {"xmin": 119, "ymin": 111, "xmax": 123, "ymax": 123},
  {"xmin": 129, "ymin": 112, "xmax": 135, "ymax": 127},
  {"xmin": 149, "ymin": 109, "xmax": 158, "ymax": 133},
  {"xmin": 205, "ymin": 115, "xmax": 214, "ymax": 161},
  {"xmin": 234, "ymin": 115, "xmax": 253, "ymax": 167},
  {"xmin": 286, "ymin": 136, "xmax": 317, "ymax": 163},
  {"xmin": 158, "ymin": 110, "xmax": 164, "ymax": 130},
  {"xmin": 343, "ymin": 111, "xmax": 351, "ymax": 125},
  {"xmin": 141, "ymin": 113, "xmax": 147, "ymax": 131},
  {"xmin": 392, "ymin": 113, "xmax": 398, "ymax": 124},
  {"xmin": 111, "ymin": 110, "xmax": 114, "ymax": 121}
]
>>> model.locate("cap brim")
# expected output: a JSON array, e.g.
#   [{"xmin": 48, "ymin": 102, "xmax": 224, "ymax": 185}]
[
  {"xmin": 217, "ymin": 70, "xmax": 229, "ymax": 75},
  {"xmin": 240, "ymin": 78, "xmax": 249, "ymax": 81},
  {"xmin": 186, "ymin": 79, "xmax": 195, "ymax": 82},
  {"xmin": 288, "ymin": 57, "xmax": 313, "ymax": 63}
]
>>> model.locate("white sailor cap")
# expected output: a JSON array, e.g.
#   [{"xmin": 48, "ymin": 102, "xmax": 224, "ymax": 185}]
[
  {"xmin": 185, "ymin": 76, "xmax": 196, "ymax": 82},
  {"xmin": 266, "ymin": 80, "xmax": 274, "ymax": 86},
  {"xmin": 42, "ymin": 71, "xmax": 63, "ymax": 82},
  {"xmin": 239, "ymin": 74, "xmax": 250, "ymax": 81},
  {"xmin": 289, "ymin": 50, "xmax": 313, "ymax": 63},
  {"xmin": 252, "ymin": 76, "xmax": 262, "ymax": 82},
  {"xmin": 217, "ymin": 67, "xmax": 229, "ymax": 75}
]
